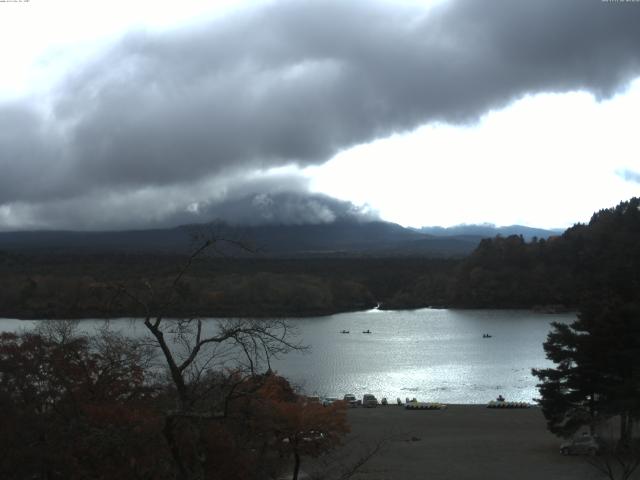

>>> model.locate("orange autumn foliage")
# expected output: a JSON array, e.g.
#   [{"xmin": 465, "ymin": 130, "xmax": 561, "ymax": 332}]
[{"xmin": 254, "ymin": 374, "xmax": 350, "ymax": 457}]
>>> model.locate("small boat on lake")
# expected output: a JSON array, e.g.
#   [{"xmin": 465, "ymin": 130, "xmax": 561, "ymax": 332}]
[
  {"xmin": 362, "ymin": 329, "xmax": 371, "ymax": 334},
  {"xmin": 340, "ymin": 330, "xmax": 350, "ymax": 334}
]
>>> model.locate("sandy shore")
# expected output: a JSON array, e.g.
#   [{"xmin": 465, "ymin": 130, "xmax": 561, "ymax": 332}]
[{"xmin": 303, "ymin": 405, "xmax": 604, "ymax": 480}]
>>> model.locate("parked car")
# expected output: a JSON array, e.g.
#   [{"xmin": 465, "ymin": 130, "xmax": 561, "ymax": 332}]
[
  {"xmin": 343, "ymin": 394, "xmax": 358, "ymax": 407},
  {"xmin": 362, "ymin": 394, "xmax": 378, "ymax": 408},
  {"xmin": 305, "ymin": 395, "xmax": 321, "ymax": 405},
  {"xmin": 560, "ymin": 434, "xmax": 603, "ymax": 455},
  {"xmin": 322, "ymin": 397, "xmax": 339, "ymax": 407}
]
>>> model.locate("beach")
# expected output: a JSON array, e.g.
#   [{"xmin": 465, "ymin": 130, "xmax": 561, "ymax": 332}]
[{"xmin": 305, "ymin": 405, "xmax": 604, "ymax": 480}]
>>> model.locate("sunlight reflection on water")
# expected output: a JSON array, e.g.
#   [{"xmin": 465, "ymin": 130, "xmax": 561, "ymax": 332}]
[
  {"xmin": 270, "ymin": 308, "xmax": 575, "ymax": 404},
  {"xmin": 0, "ymin": 308, "xmax": 575, "ymax": 404}
]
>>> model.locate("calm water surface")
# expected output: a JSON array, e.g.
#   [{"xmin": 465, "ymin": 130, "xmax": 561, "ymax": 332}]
[
  {"xmin": 0, "ymin": 308, "xmax": 574, "ymax": 404},
  {"xmin": 271, "ymin": 308, "xmax": 575, "ymax": 404}
]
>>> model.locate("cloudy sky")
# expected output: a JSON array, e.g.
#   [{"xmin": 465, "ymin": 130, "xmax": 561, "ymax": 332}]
[{"xmin": 1, "ymin": 0, "xmax": 639, "ymax": 231}]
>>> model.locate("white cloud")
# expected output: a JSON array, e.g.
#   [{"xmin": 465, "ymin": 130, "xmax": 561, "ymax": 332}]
[
  {"xmin": 0, "ymin": 0, "xmax": 258, "ymax": 100},
  {"xmin": 308, "ymin": 79, "xmax": 640, "ymax": 228},
  {"xmin": 2, "ymin": 0, "xmax": 640, "ymax": 230}
]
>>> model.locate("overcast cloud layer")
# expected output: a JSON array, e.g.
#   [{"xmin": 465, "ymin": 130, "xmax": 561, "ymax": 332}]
[{"xmin": 2, "ymin": 0, "xmax": 640, "ymax": 230}]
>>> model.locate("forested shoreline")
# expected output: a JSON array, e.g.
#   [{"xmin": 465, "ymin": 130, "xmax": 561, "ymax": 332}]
[
  {"xmin": 1, "ymin": 198, "xmax": 639, "ymax": 319},
  {"xmin": 0, "ymin": 254, "xmax": 456, "ymax": 319}
]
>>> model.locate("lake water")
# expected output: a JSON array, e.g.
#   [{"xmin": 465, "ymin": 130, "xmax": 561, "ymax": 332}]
[{"xmin": 0, "ymin": 308, "xmax": 574, "ymax": 404}]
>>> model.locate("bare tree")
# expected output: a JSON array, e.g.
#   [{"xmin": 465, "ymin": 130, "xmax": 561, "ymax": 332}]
[
  {"xmin": 587, "ymin": 442, "xmax": 640, "ymax": 480},
  {"xmin": 109, "ymin": 231, "xmax": 305, "ymax": 480}
]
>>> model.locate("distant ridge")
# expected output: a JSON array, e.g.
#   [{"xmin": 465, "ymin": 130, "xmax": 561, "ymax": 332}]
[
  {"xmin": 417, "ymin": 224, "xmax": 562, "ymax": 241},
  {"xmin": 0, "ymin": 221, "xmax": 564, "ymax": 257}
]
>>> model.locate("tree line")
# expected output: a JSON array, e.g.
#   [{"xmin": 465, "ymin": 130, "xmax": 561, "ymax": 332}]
[{"xmin": 0, "ymin": 255, "xmax": 456, "ymax": 319}]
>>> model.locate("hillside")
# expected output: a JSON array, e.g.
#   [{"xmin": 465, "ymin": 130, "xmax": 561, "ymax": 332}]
[
  {"xmin": 449, "ymin": 197, "xmax": 640, "ymax": 309},
  {"xmin": 0, "ymin": 220, "xmax": 563, "ymax": 258},
  {"xmin": 4, "ymin": 198, "xmax": 636, "ymax": 319},
  {"xmin": 0, "ymin": 221, "xmax": 473, "ymax": 257}
]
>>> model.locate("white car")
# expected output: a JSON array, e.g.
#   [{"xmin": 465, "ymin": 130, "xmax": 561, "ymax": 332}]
[
  {"xmin": 322, "ymin": 397, "xmax": 339, "ymax": 407},
  {"xmin": 560, "ymin": 434, "xmax": 602, "ymax": 456},
  {"xmin": 362, "ymin": 394, "xmax": 378, "ymax": 408}
]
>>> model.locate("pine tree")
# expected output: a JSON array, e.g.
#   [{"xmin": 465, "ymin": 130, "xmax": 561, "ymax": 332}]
[
  {"xmin": 533, "ymin": 298, "xmax": 640, "ymax": 443},
  {"xmin": 533, "ymin": 198, "xmax": 640, "ymax": 444},
  {"xmin": 532, "ymin": 317, "xmax": 603, "ymax": 437}
]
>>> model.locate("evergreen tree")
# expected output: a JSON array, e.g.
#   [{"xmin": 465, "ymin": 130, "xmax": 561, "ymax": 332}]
[
  {"xmin": 534, "ymin": 198, "xmax": 640, "ymax": 444},
  {"xmin": 532, "ymin": 317, "xmax": 603, "ymax": 438},
  {"xmin": 533, "ymin": 292, "xmax": 640, "ymax": 443}
]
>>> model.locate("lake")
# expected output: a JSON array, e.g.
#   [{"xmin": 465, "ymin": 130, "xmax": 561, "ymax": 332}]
[{"xmin": 0, "ymin": 308, "xmax": 574, "ymax": 404}]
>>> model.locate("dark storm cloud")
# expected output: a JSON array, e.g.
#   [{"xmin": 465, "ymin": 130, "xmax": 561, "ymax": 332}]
[
  {"xmin": 2, "ymin": 0, "xmax": 640, "ymax": 228},
  {"xmin": 167, "ymin": 174, "xmax": 377, "ymax": 227},
  {"xmin": 187, "ymin": 192, "xmax": 378, "ymax": 227},
  {"xmin": 0, "ymin": 173, "xmax": 377, "ymax": 231}
]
